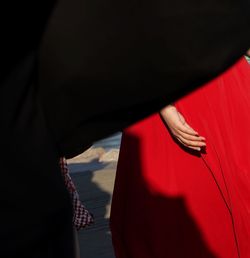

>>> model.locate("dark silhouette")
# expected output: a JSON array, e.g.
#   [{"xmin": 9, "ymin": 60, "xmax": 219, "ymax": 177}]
[{"xmin": 69, "ymin": 159, "xmax": 115, "ymax": 258}]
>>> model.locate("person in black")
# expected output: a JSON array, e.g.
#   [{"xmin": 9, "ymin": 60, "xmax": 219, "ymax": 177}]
[{"xmin": 1, "ymin": 0, "xmax": 250, "ymax": 257}]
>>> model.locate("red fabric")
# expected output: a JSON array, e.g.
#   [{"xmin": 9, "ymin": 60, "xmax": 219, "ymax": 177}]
[{"xmin": 110, "ymin": 57, "xmax": 250, "ymax": 258}]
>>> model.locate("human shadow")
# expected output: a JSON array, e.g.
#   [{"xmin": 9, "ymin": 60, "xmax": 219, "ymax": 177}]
[
  {"xmin": 110, "ymin": 131, "xmax": 217, "ymax": 258},
  {"xmin": 68, "ymin": 159, "xmax": 116, "ymax": 258}
]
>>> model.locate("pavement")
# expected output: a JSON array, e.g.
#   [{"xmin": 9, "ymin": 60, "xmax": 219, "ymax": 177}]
[{"xmin": 68, "ymin": 147, "xmax": 119, "ymax": 258}]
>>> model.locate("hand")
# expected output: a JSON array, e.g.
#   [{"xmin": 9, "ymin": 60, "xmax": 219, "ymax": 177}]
[
  {"xmin": 246, "ymin": 48, "xmax": 250, "ymax": 57},
  {"xmin": 160, "ymin": 105, "xmax": 206, "ymax": 151}
]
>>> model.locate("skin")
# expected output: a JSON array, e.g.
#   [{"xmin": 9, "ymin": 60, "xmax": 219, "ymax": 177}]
[
  {"xmin": 246, "ymin": 48, "xmax": 250, "ymax": 57},
  {"xmin": 160, "ymin": 105, "xmax": 206, "ymax": 151}
]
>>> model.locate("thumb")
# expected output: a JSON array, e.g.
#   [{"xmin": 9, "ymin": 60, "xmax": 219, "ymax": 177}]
[{"xmin": 178, "ymin": 112, "xmax": 198, "ymax": 135}]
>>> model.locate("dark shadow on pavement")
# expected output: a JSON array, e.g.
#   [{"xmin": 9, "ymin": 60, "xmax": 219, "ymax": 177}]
[{"xmin": 69, "ymin": 160, "xmax": 115, "ymax": 258}]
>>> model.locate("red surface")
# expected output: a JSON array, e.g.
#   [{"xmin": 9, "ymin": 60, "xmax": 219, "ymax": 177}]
[{"xmin": 110, "ymin": 58, "xmax": 250, "ymax": 258}]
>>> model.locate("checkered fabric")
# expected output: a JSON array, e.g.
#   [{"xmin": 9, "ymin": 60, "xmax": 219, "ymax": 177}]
[{"xmin": 59, "ymin": 157, "xmax": 94, "ymax": 230}]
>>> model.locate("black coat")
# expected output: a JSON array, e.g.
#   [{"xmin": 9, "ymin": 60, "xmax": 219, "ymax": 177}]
[
  {"xmin": 1, "ymin": 2, "xmax": 74, "ymax": 258},
  {"xmin": 39, "ymin": 0, "xmax": 250, "ymax": 158},
  {"xmin": 1, "ymin": 0, "xmax": 250, "ymax": 257}
]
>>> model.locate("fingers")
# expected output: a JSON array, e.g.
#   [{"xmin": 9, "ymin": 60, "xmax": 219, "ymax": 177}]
[
  {"xmin": 177, "ymin": 131, "xmax": 206, "ymax": 142},
  {"xmin": 177, "ymin": 134, "xmax": 206, "ymax": 149},
  {"xmin": 174, "ymin": 120, "xmax": 199, "ymax": 136},
  {"xmin": 177, "ymin": 113, "xmax": 198, "ymax": 136},
  {"xmin": 176, "ymin": 138, "xmax": 203, "ymax": 151},
  {"xmin": 160, "ymin": 106, "xmax": 206, "ymax": 151},
  {"xmin": 172, "ymin": 122, "xmax": 206, "ymax": 151}
]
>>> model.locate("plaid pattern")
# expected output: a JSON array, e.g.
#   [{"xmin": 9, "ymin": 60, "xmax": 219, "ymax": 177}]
[{"xmin": 59, "ymin": 157, "xmax": 94, "ymax": 230}]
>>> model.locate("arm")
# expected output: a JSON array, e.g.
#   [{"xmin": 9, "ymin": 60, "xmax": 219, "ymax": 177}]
[{"xmin": 160, "ymin": 105, "xmax": 206, "ymax": 151}]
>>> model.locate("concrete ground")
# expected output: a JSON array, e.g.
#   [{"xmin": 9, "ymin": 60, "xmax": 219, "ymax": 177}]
[{"xmin": 68, "ymin": 148, "xmax": 119, "ymax": 258}]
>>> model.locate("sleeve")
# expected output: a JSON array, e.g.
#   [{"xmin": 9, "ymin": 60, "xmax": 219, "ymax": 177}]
[{"xmin": 38, "ymin": 0, "xmax": 250, "ymax": 158}]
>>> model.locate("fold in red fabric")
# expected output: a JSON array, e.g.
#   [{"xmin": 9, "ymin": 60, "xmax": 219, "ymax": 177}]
[{"xmin": 110, "ymin": 57, "xmax": 250, "ymax": 258}]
